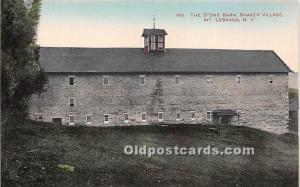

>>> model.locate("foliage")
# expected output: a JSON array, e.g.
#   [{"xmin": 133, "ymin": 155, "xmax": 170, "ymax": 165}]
[
  {"xmin": 289, "ymin": 88, "xmax": 298, "ymax": 99},
  {"xmin": 148, "ymin": 79, "xmax": 165, "ymax": 113},
  {"xmin": 1, "ymin": 0, "xmax": 46, "ymax": 119}
]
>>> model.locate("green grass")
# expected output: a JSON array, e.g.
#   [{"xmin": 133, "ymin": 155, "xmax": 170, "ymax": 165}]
[{"xmin": 1, "ymin": 119, "xmax": 298, "ymax": 186}]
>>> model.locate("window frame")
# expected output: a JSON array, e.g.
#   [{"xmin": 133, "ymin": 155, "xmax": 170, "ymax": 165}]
[
  {"xmin": 34, "ymin": 113, "xmax": 43, "ymax": 121},
  {"xmin": 236, "ymin": 75, "xmax": 241, "ymax": 84},
  {"xmin": 151, "ymin": 43, "xmax": 156, "ymax": 50},
  {"xmin": 86, "ymin": 114, "xmax": 92, "ymax": 125},
  {"xmin": 175, "ymin": 75, "xmax": 180, "ymax": 84},
  {"xmin": 69, "ymin": 115, "xmax": 75, "ymax": 125},
  {"xmin": 139, "ymin": 75, "xmax": 145, "ymax": 85},
  {"xmin": 151, "ymin": 35, "xmax": 156, "ymax": 42},
  {"xmin": 206, "ymin": 111, "xmax": 213, "ymax": 121},
  {"xmin": 176, "ymin": 112, "xmax": 181, "ymax": 121},
  {"xmin": 141, "ymin": 112, "xmax": 146, "ymax": 122},
  {"xmin": 191, "ymin": 111, "xmax": 196, "ymax": 121},
  {"xmin": 69, "ymin": 97, "xmax": 75, "ymax": 107},
  {"xmin": 158, "ymin": 36, "xmax": 163, "ymax": 42},
  {"xmin": 158, "ymin": 43, "xmax": 163, "ymax": 50},
  {"xmin": 68, "ymin": 76, "xmax": 75, "ymax": 86},
  {"xmin": 158, "ymin": 112, "xmax": 164, "ymax": 122},
  {"xmin": 206, "ymin": 75, "xmax": 211, "ymax": 83},
  {"xmin": 124, "ymin": 113, "xmax": 129, "ymax": 123},
  {"xmin": 38, "ymin": 116, "xmax": 43, "ymax": 121},
  {"xmin": 104, "ymin": 114, "xmax": 109, "ymax": 124},
  {"xmin": 103, "ymin": 75, "xmax": 110, "ymax": 86}
]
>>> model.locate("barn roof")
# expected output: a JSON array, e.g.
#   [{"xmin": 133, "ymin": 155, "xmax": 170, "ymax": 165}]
[
  {"xmin": 39, "ymin": 47, "xmax": 291, "ymax": 73},
  {"xmin": 142, "ymin": 29, "xmax": 168, "ymax": 36}
]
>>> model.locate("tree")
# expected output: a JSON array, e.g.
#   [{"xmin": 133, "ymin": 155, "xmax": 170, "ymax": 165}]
[
  {"xmin": 1, "ymin": 0, "xmax": 46, "ymax": 120},
  {"xmin": 289, "ymin": 88, "xmax": 298, "ymax": 99}
]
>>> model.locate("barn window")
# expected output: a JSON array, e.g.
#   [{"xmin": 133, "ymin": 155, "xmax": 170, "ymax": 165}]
[
  {"xmin": 124, "ymin": 113, "xmax": 129, "ymax": 123},
  {"xmin": 139, "ymin": 75, "xmax": 145, "ymax": 85},
  {"xmin": 158, "ymin": 43, "xmax": 163, "ymax": 50},
  {"xmin": 69, "ymin": 115, "xmax": 75, "ymax": 125},
  {"xmin": 103, "ymin": 75, "xmax": 110, "ymax": 86},
  {"xmin": 269, "ymin": 75, "xmax": 274, "ymax": 84},
  {"xmin": 141, "ymin": 112, "xmax": 146, "ymax": 122},
  {"xmin": 69, "ymin": 98, "xmax": 75, "ymax": 107},
  {"xmin": 191, "ymin": 111, "xmax": 196, "ymax": 121},
  {"xmin": 206, "ymin": 111, "xmax": 213, "ymax": 121},
  {"xmin": 158, "ymin": 36, "xmax": 163, "ymax": 42},
  {"xmin": 151, "ymin": 35, "xmax": 156, "ymax": 42},
  {"xmin": 69, "ymin": 76, "xmax": 74, "ymax": 86},
  {"xmin": 151, "ymin": 43, "xmax": 156, "ymax": 50},
  {"xmin": 158, "ymin": 112, "xmax": 164, "ymax": 122},
  {"xmin": 175, "ymin": 75, "xmax": 180, "ymax": 84},
  {"xmin": 176, "ymin": 112, "xmax": 181, "ymax": 121},
  {"xmin": 206, "ymin": 76, "xmax": 211, "ymax": 83},
  {"xmin": 236, "ymin": 75, "xmax": 241, "ymax": 84},
  {"xmin": 86, "ymin": 114, "xmax": 92, "ymax": 125},
  {"xmin": 104, "ymin": 114, "xmax": 109, "ymax": 124},
  {"xmin": 38, "ymin": 116, "xmax": 43, "ymax": 121}
]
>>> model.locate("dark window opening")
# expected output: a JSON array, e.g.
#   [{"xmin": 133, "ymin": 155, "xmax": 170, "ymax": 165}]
[
  {"xmin": 175, "ymin": 76, "xmax": 179, "ymax": 84},
  {"xmin": 86, "ymin": 115, "xmax": 92, "ymax": 123},
  {"xmin": 69, "ymin": 116, "xmax": 75, "ymax": 125},
  {"xmin": 176, "ymin": 113, "xmax": 180, "ymax": 120},
  {"xmin": 52, "ymin": 118, "xmax": 62, "ymax": 125},
  {"xmin": 69, "ymin": 77, "xmax": 74, "ymax": 85},
  {"xmin": 104, "ymin": 114, "xmax": 109, "ymax": 123},
  {"xmin": 69, "ymin": 98, "xmax": 74, "ymax": 107},
  {"xmin": 124, "ymin": 113, "xmax": 129, "ymax": 122},
  {"xmin": 236, "ymin": 76, "xmax": 241, "ymax": 84},
  {"xmin": 191, "ymin": 112, "xmax": 196, "ymax": 120},
  {"xmin": 158, "ymin": 112, "xmax": 163, "ymax": 121},
  {"xmin": 140, "ymin": 75, "xmax": 145, "ymax": 85},
  {"xmin": 142, "ymin": 113, "xmax": 146, "ymax": 121}
]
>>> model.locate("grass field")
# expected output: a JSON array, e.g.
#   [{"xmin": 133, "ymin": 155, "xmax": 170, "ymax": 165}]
[{"xmin": 1, "ymin": 119, "xmax": 298, "ymax": 186}]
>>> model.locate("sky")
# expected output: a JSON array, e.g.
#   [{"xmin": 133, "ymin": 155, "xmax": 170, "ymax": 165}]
[{"xmin": 37, "ymin": 0, "xmax": 299, "ymax": 72}]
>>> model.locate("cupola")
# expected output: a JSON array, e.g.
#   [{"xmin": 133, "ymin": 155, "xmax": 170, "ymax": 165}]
[{"xmin": 142, "ymin": 16, "xmax": 167, "ymax": 54}]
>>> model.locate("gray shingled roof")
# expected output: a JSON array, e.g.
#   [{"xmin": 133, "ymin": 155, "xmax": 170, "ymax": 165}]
[
  {"xmin": 39, "ymin": 47, "xmax": 291, "ymax": 73},
  {"xmin": 142, "ymin": 29, "xmax": 168, "ymax": 36}
]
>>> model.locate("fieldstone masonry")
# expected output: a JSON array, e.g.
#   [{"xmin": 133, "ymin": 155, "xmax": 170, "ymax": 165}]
[{"xmin": 29, "ymin": 73, "xmax": 289, "ymax": 134}]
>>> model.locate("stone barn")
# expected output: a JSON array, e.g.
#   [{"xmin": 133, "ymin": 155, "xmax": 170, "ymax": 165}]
[{"xmin": 28, "ymin": 27, "xmax": 292, "ymax": 134}]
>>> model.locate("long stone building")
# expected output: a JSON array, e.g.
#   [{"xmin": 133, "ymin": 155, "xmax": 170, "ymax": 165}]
[{"xmin": 29, "ymin": 27, "xmax": 291, "ymax": 134}]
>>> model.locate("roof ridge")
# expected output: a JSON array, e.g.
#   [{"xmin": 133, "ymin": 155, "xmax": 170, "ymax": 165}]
[
  {"xmin": 40, "ymin": 47, "xmax": 275, "ymax": 52},
  {"xmin": 40, "ymin": 47, "xmax": 142, "ymax": 49}
]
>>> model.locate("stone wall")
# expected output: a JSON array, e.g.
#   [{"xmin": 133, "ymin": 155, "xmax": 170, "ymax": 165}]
[{"xmin": 28, "ymin": 73, "xmax": 289, "ymax": 134}]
